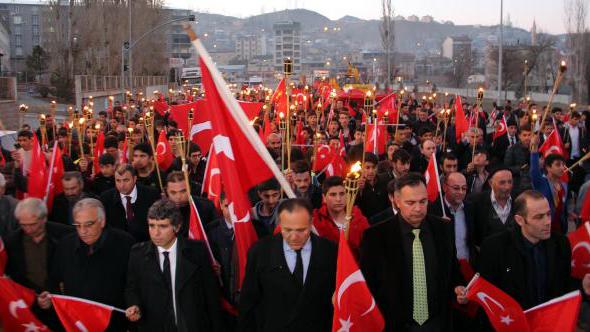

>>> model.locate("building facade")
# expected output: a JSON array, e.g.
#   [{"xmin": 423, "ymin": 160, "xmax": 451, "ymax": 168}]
[
  {"xmin": 273, "ymin": 21, "xmax": 301, "ymax": 75},
  {"xmin": 0, "ymin": 2, "xmax": 44, "ymax": 74}
]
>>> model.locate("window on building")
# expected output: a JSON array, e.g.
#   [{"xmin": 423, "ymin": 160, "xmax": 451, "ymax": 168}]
[
  {"xmin": 32, "ymin": 26, "xmax": 39, "ymax": 35},
  {"xmin": 32, "ymin": 15, "xmax": 39, "ymax": 25},
  {"xmin": 15, "ymin": 35, "xmax": 22, "ymax": 47},
  {"xmin": 15, "ymin": 47, "xmax": 22, "ymax": 56},
  {"xmin": 33, "ymin": 36, "xmax": 40, "ymax": 46},
  {"xmin": 13, "ymin": 15, "xmax": 22, "ymax": 24},
  {"xmin": 13, "ymin": 25, "xmax": 21, "ymax": 34}
]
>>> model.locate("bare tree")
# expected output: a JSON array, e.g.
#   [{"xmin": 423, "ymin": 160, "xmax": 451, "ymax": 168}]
[
  {"xmin": 564, "ymin": 0, "xmax": 588, "ymax": 103},
  {"xmin": 42, "ymin": 0, "xmax": 167, "ymax": 99},
  {"xmin": 380, "ymin": 0, "xmax": 395, "ymax": 86}
]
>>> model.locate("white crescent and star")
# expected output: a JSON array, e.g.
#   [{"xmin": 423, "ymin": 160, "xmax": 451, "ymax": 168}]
[
  {"xmin": 9, "ymin": 299, "xmax": 27, "ymax": 318},
  {"xmin": 336, "ymin": 270, "xmax": 376, "ymax": 317},
  {"xmin": 213, "ymin": 135, "xmax": 235, "ymax": 161},
  {"xmin": 74, "ymin": 321, "xmax": 89, "ymax": 332},
  {"xmin": 476, "ymin": 291, "xmax": 506, "ymax": 314},
  {"xmin": 571, "ymin": 241, "xmax": 590, "ymax": 268},
  {"xmin": 228, "ymin": 202, "xmax": 250, "ymax": 224}
]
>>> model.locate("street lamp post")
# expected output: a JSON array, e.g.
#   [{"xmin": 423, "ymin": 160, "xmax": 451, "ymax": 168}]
[{"xmin": 122, "ymin": 15, "xmax": 195, "ymax": 91}]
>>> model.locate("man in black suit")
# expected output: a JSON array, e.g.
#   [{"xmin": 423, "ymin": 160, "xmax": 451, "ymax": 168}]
[
  {"xmin": 38, "ymin": 198, "xmax": 135, "ymax": 331},
  {"xmin": 238, "ymin": 198, "xmax": 337, "ymax": 332},
  {"xmin": 165, "ymin": 171, "xmax": 218, "ymax": 235},
  {"xmin": 467, "ymin": 167, "xmax": 516, "ymax": 247},
  {"xmin": 99, "ymin": 164, "xmax": 160, "ymax": 242},
  {"xmin": 50, "ymin": 171, "xmax": 96, "ymax": 225},
  {"xmin": 360, "ymin": 173, "xmax": 463, "ymax": 331},
  {"xmin": 429, "ymin": 172, "xmax": 477, "ymax": 265},
  {"xmin": 471, "ymin": 190, "xmax": 590, "ymax": 310},
  {"xmin": 5, "ymin": 198, "xmax": 73, "ymax": 329},
  {"xmin": 125, "ymin": 199, "xmax": 222, "ymax": 332}
]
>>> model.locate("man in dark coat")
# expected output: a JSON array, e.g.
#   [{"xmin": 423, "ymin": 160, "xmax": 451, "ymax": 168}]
[
  {"xmin": 125, "ymin": 199, "xmax": 222, "ymax": 332},
  {"xmin": 99, "ymin": 164, "xmax": 160, "ymax": 242},
  {"xmin": 360, "ymin": 173, "xmax": 464, "ymax": 331},
  {"xmin": 476, "ymin": 190, "xmax": 590, "ymax": 309},
  {"xmin": 37, "ymin": 198, "xmax": 135, "ymax": 331},
  {"xmin": 50, "ymin": 171, "xmax": 97, "ymax": 225},
  {"xmin": 165, "ymin": 171, "xmax": 218, "ymax": 235},
  {"xmin": 6, "ymin": 198, "xmax": 74, "ymax": 292},
  {"xmin": 238, "ymin": 198, "xmax": 337, "ymax": 332}
]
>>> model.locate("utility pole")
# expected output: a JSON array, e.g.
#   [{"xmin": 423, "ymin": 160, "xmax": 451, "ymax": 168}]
[{"xmin": 497, "ymin": 0, "xmax": 503, "ymax": 104}]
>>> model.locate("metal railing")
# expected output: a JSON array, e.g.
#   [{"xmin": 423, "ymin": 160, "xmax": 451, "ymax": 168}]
[
  {"xmin": 0, "ymin": 77, "xmax": 17, "ymax": 101},
  {"xmin": 76, "ymin": 75, "xmax": 167, "ymax": 93}
]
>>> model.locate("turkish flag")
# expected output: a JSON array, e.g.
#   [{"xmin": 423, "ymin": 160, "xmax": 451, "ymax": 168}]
[
  {"xmin": 93, "ymin": 131, "xmax": 105, "ymax": 175},
  {"xmin": 295, "ymin": 121, "xmax": 305, "ymax": 145},
  {"xmin": 119, "ymin": 140, "xmax": 128, "ymax": 164},
  {"xmin": 0, "ymin": 277, "xmax": 49, "ymax": 331},
  {"xmin": 155, "ymin": 129, "xmax": 174, "ymax": 171},
  {"xmin": 169, "ymin": 100, "xmax": 214, "ymax": 154},
  {"xmin": 239, "ymin": 101, "xmax": 264, "ymax": 121},
  {"xmin": 454, "ymin": 95, "xmax": 469, "ymax": 144},
  {"xmin": 338, "ymin": 131, "xmax": 346, "ymax": 157},
  {"xmin": 424, "ymin": 154, "xmax": 442, "ymax": 202},
  {"xmin": 271, "ymin": 78, "xmax": 288, "ymax": 115},
  {"xmin": 51, "ymin": 294, "xmax": 114, "ymax": 332},
  {"xmin": 0, "ymin": 236, "xmax": 6, "ymax": 275},
  {"xmin": 45, "ymin": 143, "xmax": 65, "ymax": 212},
  {"xmin": 313, "ymin": 145, "xmax": 346, "ymax": 177},
  {"xmin": 332, "ymin": 229, "xmax": 384, "ymax": 332},
  {"xmin": 493, "ymin": 116, "xmax": 508, "ymax": 141},
  {"xmin": 377, "ymin": 93, "xmax": 398, "ymax": 124},
  {"xmin": 201, "ymin": 146, "xmax": 222, "ymax": 210},
  {"xmin": 568, "ymin": 222, "xmax": 590, "ymax": 279},
  {"xmin": 465, "ymin": 275, "xmax": 529, "ymax": 332},
  {"xmin": 153, "ymin": 99, "xmax": 169, "ymax": 116},
  {"xmin": 197, "ymin": 48, "xmax": 294, "ymax": 289},
  {"xmin": 26, "ymin": 135, "xmax": 48, "ymax": 199},
  {"xmin": 539, "ymin": 128, "xmax": 566, "ymax": 158},
  {"xmin": 524, "ymin": 290, "xmax": 581, "ymax": 332},
  {"xmin": 365, "ymin": 117, "xmax": 386, "ymax": 155}
]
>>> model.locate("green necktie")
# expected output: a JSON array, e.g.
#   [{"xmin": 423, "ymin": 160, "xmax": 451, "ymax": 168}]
[{"xmin": 412, "ymin": 228, "xmax": 429, "ymax": 325}]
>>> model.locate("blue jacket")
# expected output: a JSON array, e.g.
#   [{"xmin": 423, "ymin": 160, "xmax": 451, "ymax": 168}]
[{"xmin": 530, "ymin": 152, "xmax": 568, "ymax": 232}]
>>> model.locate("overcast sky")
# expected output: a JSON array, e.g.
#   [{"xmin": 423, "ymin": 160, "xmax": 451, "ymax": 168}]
[{"xmin": 166, "ymin": 0, "xmax": 581, "ymax": 34}]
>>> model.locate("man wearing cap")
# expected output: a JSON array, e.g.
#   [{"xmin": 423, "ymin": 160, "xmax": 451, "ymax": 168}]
[{"xmin": 466, "ymin": 166, "xmax": 516, "ymax": 247}]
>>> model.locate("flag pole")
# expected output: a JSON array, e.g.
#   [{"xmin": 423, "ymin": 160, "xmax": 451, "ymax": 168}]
[
  {"xmin": 44, "ymin": 141, "xmax": 59, "ymax": 203},
  {"xmin": 143, "ymin": 110, "xmax": 165, "ymax": 194},
  {"xmin": 432, "ymin": 153, "xmax": 448, "ymax": 219},
  {"xmin": 471, "ymin": 88, "xmax": 484, "ymax": 165},
  {"xmin": 184, "ymin": 23, "xmax": 296, "ymax": 198}
]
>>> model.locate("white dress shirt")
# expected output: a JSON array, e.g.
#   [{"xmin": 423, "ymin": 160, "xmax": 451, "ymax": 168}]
[
  {"xmin": 490, "ymin": 190, "xmax": 512, "ymax": 224},
  {"xmin": 119, "ymin": 185, "xmax": 138, "ymax": 212},
  {"xmin": 157, "ymin": 238, "xmax": 178, "ymax": 322},
  {"xmin": 283, "ymin": 237, "xmax": 312, "ymax": 283},
  {"xmin": 568, "ymin": 125, "xmax": 581, "ymax": 159},
  {"xmin": 445, "ymin": 198, "xmax": 469, "ymax": 260}
]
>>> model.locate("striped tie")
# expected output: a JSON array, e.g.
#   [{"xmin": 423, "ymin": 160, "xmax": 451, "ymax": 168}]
[{"xmin": 412, "ymin": 229, "xmax": 429, "ymax": 325}]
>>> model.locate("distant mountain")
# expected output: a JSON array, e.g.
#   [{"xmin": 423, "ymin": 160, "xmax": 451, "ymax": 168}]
[{"xmin": 191, "ymin": 8, "xmax": 537, "ymax": 53}]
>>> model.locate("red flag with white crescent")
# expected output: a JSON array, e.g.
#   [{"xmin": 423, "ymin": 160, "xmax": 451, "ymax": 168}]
[
  {"xmin": 93, "ymin": 131, "xmax": 105, "ymax": 175},
  {"xmin": 424, "ymin": 154, "xmax": 442, "ymax": 203},
  {"xmin": 51, "ymin": 295, "xmax": 115, "ymax": 332},
  {"xmin": 454, "ymin": 95, "xmax": 469, "ymax": 144},
  {"xmin": 0, "ymin": 277, "xmax": 49, "ymax": 331},
  {"xmin": 568, "ymin": 222, "xmax": 590, "ymax": 279},
  {"xmin": 493, "ymin": 116, "xmax": 508, "ymax": 141},
  {"xmin": 155, "ymin": 129, "xmax": 174, "ymax": 171},
  {"xmin": 332, "ymin": 229, "xmax": 384, "ymax": 332},
  {"xmin": 465, "ymin": 275, "xmax": 529, "ymax": 332},
  {"xmin": 201, "ymin": 145, "xmax": 222, "ymax": 210}
]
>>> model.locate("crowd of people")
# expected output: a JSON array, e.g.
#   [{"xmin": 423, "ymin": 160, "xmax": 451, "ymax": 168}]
[{"xmin": 0, "ymin": 81, "xmax": 590, "ymax": 331}]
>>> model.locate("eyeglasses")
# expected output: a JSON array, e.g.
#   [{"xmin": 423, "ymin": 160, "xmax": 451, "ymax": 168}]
[{"xmin": 72, "ymin": 220, "xmax": 98, "ymax": 229}]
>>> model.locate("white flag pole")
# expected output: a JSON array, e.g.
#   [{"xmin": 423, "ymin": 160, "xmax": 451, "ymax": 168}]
[{"xmin": 184, "ymin": 23, "xmax": 296, "ymax": 198}]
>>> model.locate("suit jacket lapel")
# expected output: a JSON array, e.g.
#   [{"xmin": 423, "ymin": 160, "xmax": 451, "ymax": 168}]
[
  {"xmin": 176, "ymin": 238, "xmax": 199, "ymax": 292},
  {"xmin": 145, "ymin": 242, "xmax": 167, "ymax": 288}
]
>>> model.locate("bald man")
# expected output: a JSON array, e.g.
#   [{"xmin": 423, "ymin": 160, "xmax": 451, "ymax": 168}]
[{"xmin": 428, "ymin": 172, "xmax": 476, "ymax": 263}]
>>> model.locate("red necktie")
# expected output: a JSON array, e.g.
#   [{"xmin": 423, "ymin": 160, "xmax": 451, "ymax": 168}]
[{"xmin": 125, "ymin": 196, "xmax": 134, "ymax": 222}]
